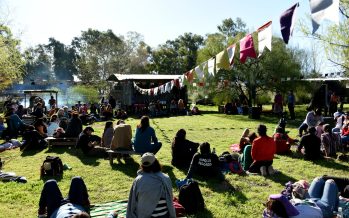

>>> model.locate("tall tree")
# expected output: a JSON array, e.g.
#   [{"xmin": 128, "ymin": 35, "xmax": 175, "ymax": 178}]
[
  {"xmin": 72, "ymin": 29, "xmax": 127, "ymax": 93},
  {"xmin": 0, "ymin": 24, "xmax": 24, "ymax": 89},
  {"xmin": 45, "ymin": 38, "xmax": 78, "ymax": 81},
  {"xmin": 148, "ymin": 33, "xmax": 204, "ymax": 74}
]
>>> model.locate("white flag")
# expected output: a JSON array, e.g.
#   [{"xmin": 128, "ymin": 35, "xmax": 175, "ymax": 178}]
[
  {"xmin": 310, "ymin": 0, "xmax": 339, "ymax": 34},
  {"xmin": 195, "ymin": 65, "xmax": 204, "ymax": 79},
  {"xmin": 207, "ymin": 58, "xmax": 216, "ymax": 76},
  {"xmin": 258, "ymin": 21, "xmax": 272, "ymax": 57},
  {"xmin": 227, "ymin": 44, "xmax": 236, "ymax": 66}
]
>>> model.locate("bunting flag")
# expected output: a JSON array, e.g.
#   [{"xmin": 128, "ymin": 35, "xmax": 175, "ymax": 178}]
[
  {"xmin": 280, "ymin": 3, "xmax": 299, "ymax": 44},
  {"xmin": 207, "ymin": 58, "xmax": 216, "ymax": 76},
  {"xmin": 258, "ymin": 21, "xmax": 272, "ymax": 57},
  {"xmin": 227, "ymin": 44, "xmax": 236, "ymax": 66},
  {"xmin": 194, "ymin": 65, "xmax": 205, "ymax": 80},
  {"xmin": 310, "ymin": 0, "xmax": 339, "ymax": 34},
  {"xmin": 165, "ymin": 82, "xmax": 171, "ymax": 93},
  {"xmin": 216, "ymin": 49, "xmax": 230, "ymax": 71},
  {"xmin": 239, "ymin": 34, "xmax": 257, "ymax": 63},
  {"xmin": 185, "ymin": 70, "xmax": 194, "ymax": 83}
]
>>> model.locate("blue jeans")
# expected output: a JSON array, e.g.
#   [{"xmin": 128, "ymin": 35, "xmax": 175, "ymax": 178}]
[
  {"xmin": 308, "ymin": 177, "xmax": 339, "ymax": 218},
  {"xmin": 39, "ymin": 176, "xmax": 89, "ymax": 217}
]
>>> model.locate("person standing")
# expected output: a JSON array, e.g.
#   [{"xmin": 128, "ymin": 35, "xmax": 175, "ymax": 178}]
[
  {"xmin": 287, "ymin": 90, "xmax": 296, "ymax": 120},
  {"xmin": 273, "ymin": 91, "xmax": 283, "ymax": 116}
]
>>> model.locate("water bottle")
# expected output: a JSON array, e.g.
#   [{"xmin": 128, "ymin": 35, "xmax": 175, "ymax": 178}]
[{"xmin": 337, "ymin": 207, "xmax": 343, "ymax": 218}]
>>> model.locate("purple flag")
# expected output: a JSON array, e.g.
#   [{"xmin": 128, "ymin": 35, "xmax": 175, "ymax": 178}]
[{"xmin": 280, "ymin": 3, "xmax": 299, "ymax": 44}]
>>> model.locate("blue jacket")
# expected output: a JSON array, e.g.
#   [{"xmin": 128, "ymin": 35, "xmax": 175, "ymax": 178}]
[{"xmin": 133, "ymin": 127, "xmax": 159, "ymax": 153}]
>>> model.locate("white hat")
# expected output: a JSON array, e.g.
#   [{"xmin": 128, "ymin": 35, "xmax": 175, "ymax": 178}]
[{"xmin": 141, "ymin": 152, "xmax": 156, "ymax": 167}]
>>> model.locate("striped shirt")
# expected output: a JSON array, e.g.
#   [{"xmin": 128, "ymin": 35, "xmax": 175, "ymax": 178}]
[{"xmin": 151, "ymin": 198, "xmax": 168, "ymax": 217}]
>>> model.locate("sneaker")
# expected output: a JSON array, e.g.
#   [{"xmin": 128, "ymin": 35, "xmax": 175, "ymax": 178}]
[
  {"xmin": 260, "ymin": 166, "xmax": 267, "ymax": 176},
  {"xmin": 268, "ymin": 166, "xmax": 275, "ymax": 175}
]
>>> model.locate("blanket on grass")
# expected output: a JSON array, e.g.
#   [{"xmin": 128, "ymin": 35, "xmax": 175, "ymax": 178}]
[{"xmin": 90, "ymin": 200, "xmax": 128, "ymax": 218}]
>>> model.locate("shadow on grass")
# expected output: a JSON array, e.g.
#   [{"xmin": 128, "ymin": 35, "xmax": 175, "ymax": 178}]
[
  {"xmin": 20, "ymin": 147, "xmax": 47, "ymax": 157},
  {"xmin": 287, "ymin": 150, "xmax": 349, "ymax": 171},
  {"xmin": 62, "ymin": 148, "xmax": 102, "ymax": 167},
  {"xmin": 264, "ymin": 171, "xmax": 297, "ymax": 186},
  {"xmin": 193, "ymin": 208, "xmax": 214, "ymax": 218},
  {"xmin": 111, "ymin": 157, "xmax": 140, "ymax": 178}
]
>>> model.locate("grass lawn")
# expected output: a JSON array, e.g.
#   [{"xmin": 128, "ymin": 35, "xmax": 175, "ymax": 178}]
[{"xmin": 1, "ymin": 105, "xmax": 349, "ymax": 218}]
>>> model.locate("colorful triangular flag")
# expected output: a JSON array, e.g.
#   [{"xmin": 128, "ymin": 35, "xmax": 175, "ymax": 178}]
[
  {"xmin": 194, "ymin": 65, "xmax": 205, "ymax": 80},
  {"xmin": 258, "ymin": 21, "xmax": 272, "ymax": 57},
  {"xmin": 216, "ymin": 49, "xmax": 230, "ymax": 71},
  {"xmin": 310, "ymin": 0, "xmax": 339, "ymax": 34},
  {"xmin": 239, "ymin": 34, "xmax": 257, "ymax": 63}
]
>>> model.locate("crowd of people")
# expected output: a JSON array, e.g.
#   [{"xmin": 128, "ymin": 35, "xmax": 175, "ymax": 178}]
[{"xmin": 2, "ymin": 90, "xmax": 349, "ymax": 217}]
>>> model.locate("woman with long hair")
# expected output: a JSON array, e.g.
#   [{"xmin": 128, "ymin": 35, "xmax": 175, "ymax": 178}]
[
  {"xmin": 171, "ymin": 129, "xmax": 199, "ymax": 168},
  {"xmin": 101, "ymin": 121, "xmax": 113, "ymax": 148},
  {"xmin": 133, "ymin": 116, "xmax": 162, "ymax": 154}
]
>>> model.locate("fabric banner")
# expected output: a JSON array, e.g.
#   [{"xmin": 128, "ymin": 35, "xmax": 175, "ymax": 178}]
[
  {"xmin": 258, "ymin": 21, "xmax": 272, "ymax": 57},
  {"xmin": 227, "ymin": 44, "xmax": 236, "ymax": 66},
  {"xmin": 165, "ymin": 82, "xmax": 171, "ymax": 93},
  {"xmin": 310, "ymin": 0, "xmax": 339, "ymax": 33},
  {"xmin": 216, "ymin": 49, "xmax": 230, "ymax": 71},
  {"xmin": 207, "ymin": 58, "xmax": 216, "ymax": 76},
  {"xmin": 280, "ymin": 3, "xmax": 299, "ymax": 44},
  {"xmin": 185, "ymin": 70, "xmax": 194, "ymax": 83},
  {"xmin": 239, "ymin": 34, "xmax": 257, "ymax": 63},
  {"xmin": 194, "ymin": 65, "xmax": 205, "ymax": 80}
]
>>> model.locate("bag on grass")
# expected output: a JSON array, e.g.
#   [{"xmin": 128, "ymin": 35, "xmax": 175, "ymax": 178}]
[
  {"xmin": 178, "ymin": 180, "xmax": 205, "ymax": 214},
  {"xmin": 173, "ymin": 197, "xmax": 186, "ymax": 217},
  {"xmin": 40, "ymin": 156, "xmax": 63, "ymax": 177}
]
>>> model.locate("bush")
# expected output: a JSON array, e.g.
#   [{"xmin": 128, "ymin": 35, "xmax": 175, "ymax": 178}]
[{"xmin": 66, "ymin": 85, "xmax": 99, "ymax": 105}]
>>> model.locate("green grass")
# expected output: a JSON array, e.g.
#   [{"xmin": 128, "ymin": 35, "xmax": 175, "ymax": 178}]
[{"xmin": 1, "ymin": 105, "xmax": 349, "ymax": 218}]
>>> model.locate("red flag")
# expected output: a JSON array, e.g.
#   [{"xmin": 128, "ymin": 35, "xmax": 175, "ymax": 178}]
[
  {"xmin": 185, "ymin": 70, "xmax": 194, "ymax": 83},
  {"xmin": 239, "ymin": 34, "xmax": 257, "ymax": 63}
]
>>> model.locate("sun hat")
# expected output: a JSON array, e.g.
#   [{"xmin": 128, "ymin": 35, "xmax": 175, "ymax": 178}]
[
  {"xmin": 141, "ymin": 152, "xmax": 156, "ymax": 167},
  {"xmin": 269, "ymin": 194, "xmax": 299, "ymax": 216}
]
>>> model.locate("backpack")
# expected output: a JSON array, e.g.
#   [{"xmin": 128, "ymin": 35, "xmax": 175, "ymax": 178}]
[
  {"xmin": 178, "ymin": 180, "xmax": 205, "ymax": 214},
  {"xmin": 228, "ymin": 160, "xmax": 243, "ymax": 174},
  {"xmin": 40, "ymin": 156, "xmax": 63, "ymax": 177}
]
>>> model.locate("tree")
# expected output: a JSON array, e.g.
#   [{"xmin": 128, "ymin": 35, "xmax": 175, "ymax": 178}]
[
  {"xmin": 148, "ymin": 33, "xmax": 204, "ymax": 74},
  {"xmin": 72, "ymin": 29, "xmax": 127, "ymax": 94},
  {"xmin": 23, "ymin": 44, "xmax": 53, "ymax": 83},
  {"xmin": 46, "ymin": 38, "xmax": 77, "ymax": 81},
  {"xmin": 0, "ymin": 24, "xmax": 24, "ymax": 89}
]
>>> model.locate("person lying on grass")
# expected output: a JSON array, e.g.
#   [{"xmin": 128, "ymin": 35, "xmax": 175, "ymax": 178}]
[{"xmin": 38, "ymin": 176, "xmax": 91, "ymax": 218}]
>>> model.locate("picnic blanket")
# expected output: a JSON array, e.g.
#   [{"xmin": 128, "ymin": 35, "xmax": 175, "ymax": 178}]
[{"xmin": 90, "ymin": 200, "xmax": 128, "ymax": 218}]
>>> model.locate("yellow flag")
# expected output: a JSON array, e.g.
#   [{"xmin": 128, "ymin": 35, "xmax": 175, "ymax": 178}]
[{"xmin": 216, "ymin": 50, "xmax": 230, "ymax": 71}]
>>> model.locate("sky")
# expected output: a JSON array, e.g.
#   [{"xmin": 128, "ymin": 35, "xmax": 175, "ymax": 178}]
[{"xmin": 1, "ymin": 0, "xmax": 337, "ymax": 73}]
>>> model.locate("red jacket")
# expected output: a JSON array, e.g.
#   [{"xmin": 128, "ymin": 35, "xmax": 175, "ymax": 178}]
[
  {"xmin": 252, "ymin": 136, "xmax": 276, "ymax": 162},
  {"xmin": 273, "ymin": 133, "xmax": 293, "ymax": 154}
]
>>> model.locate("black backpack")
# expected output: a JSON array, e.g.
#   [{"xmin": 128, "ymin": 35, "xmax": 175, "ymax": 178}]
[
  {"xmin": 178, "ymin": 180, "xmax": 205, "ymax": 214},
  {"xmin": 40, "ymin": 156, "xmax": 63, "ymax": 177}
]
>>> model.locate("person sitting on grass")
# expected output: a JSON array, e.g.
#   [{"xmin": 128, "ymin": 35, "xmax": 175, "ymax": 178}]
[
  {"xmin": 65, "ymin": 112, "xmax": 83, "ymax": 138},
  {"xmin": 111, "ymin": 119, "xmax": 133, "ymax": 151},
  {"xmin": 5, "ymin": 107, "xmax": 27, "ymax": 138},
  {"xmin": 171, "ymin": 129, "xmax": 199, "ymax": 168},
  {"xmin": 273, "ymin": 126, "xmax": 297, "ymax": 155},
  {"xmin": 297, "ymin": 127, "xmax": 322, "ymax": 161},
  {"xmin": 248, "ymin": 124, "xmax": 276, "ymax": 176},
  {"xmin": 101, "ymin": 121, "xmax": 113, "ymax": 148},
  {"xmin": 76, "ymin": 126, "xmax": 106, "ymax": 157},
  {"xmin": 127, "ymin": 153, "xmax": 176, "ymax": 218},
  {"xmin": 186, "ymin": 142, "xmax": 225, "ymax": 181},
  {"xmin": 38, "ymin": 176, "xmax": 90, "ymax": 218},
  {"xmin": 47, "ymin": 115, "xmax": 60, "ymax": 137},
  {"xmin": 321, "ymin": 124, "xmax": 341, "ymax": 157},
  {"xmin": 298, "ymin": 108, "xmax": 323, "ymax": 137},
  {"xmin": 133, "ymin": 116, "xmax": 162, "ymax": 154},
  {"xmin": 240, "ymin": 132, "xmax": 258, "ymax": 171},
  {"xmin": 34, "ymin": 118, "xmax": 48, "ymax": 138},
  {"xmin": 21, "ymin": 125, "xmax": 47, "ymax": 151}
]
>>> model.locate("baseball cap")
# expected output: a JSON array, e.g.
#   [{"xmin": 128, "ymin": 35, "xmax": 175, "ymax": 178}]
[{"xmin": 141, "ymin": 152, "xmax": 156, "ymax": 167}]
